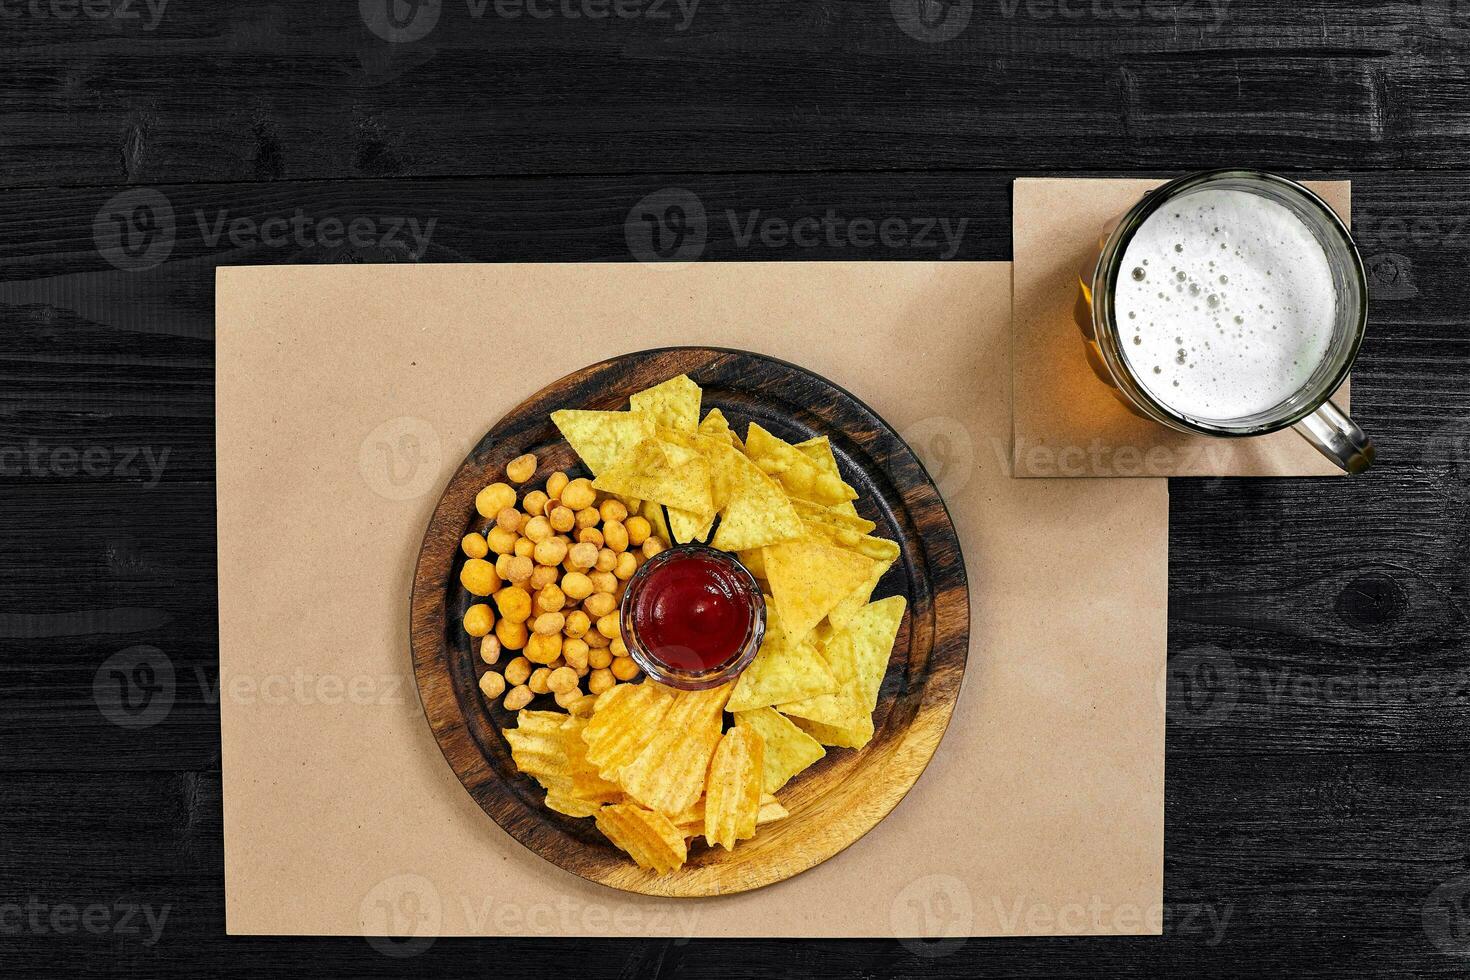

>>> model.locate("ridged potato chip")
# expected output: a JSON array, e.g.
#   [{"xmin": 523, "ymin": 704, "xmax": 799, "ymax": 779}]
[
  {"xmin": 619, "ymin": 684, "xmax": 732, "ymax": 815},
  {"xmin": 595, "ymin": 803, "xmax": 688, "ymax": 873},
  {"xmin": 703, "ymin": 726, "xmax": 764, "ymax": 850},
  {"xmin": 505, "ymin": 711, "xmax": 623, "ymax": 813},
  {"xmin": 671, "ymin": 793, "xmax": 787, "ymax": 838},
  {"xmin": 581, "ymin": 681, "xmax": 675, "ymax": 782},
  {"xmin": 734, "ymin": 707, "xmax": 826, "ymax": 793}
]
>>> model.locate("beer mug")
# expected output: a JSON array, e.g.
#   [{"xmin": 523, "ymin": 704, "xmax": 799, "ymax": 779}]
[{"xmin": 1076, "ymin": 169, "xmax": 1374, "ymax": 474}]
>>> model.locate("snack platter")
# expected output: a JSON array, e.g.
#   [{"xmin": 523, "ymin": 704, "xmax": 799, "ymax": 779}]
[{"xmin": 410, "ymin": 348, "xmax": 969, "ymax": 896}]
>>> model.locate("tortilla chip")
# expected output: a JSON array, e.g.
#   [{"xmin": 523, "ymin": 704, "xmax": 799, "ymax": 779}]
[
  {"xmin": 745, "ymin": 423, "xmax": 857, "ymax": 507},
  {"xmin": 551, "ymin": 410, "xmax": 656, "ymax": 476},
  {"xmin": 726, "ymin": 607, "xmax": 839, "ymax": 712},
  {"xmin": 734, "ymin": 707, "xmax": 826, "ymax": 793},
  {"xmin": 699, "ymin": 408, "xmax": 738, "ymax": 447},
  {"xmin": 708, "ymin": 453, "xmax": 803, "ymax": 553},
  {"xmin": 789, "ymin": 713, "xmax": 874, "ymax": 750},
  {"xmin": 630, "ymin": 374, "xmax": 701, "ymax": 432},
  {"xmin": 704, "ymin": 726, "xmax": 763, "ymax": 850},
  {"xmin": 837, "ymin": 595, "xmax": 906, "ymax": 715},
  {"xmin": 641, "ymin": 499, "xmax": 672, "ymax": 545},
  {"xmin": 668, "ymin": 508, "xmax": 715, "ymax": 544},
  {"xmin": 737, "ymin": 548, "xmax": 766, "ymax": 581},
  {"xmin": 592, "ymin": 438, "xmax": 712, "ymax": 515},
  {"xmin": 797, "ymin": 517, "xmax": 900, "ymax": 565},
  {"xmin": 650, "ymin": 426, "xmax": 728, "ymax": 543},
  {"xmin": 827, "ymin": 558, "xmax": 894, "ymax": 631},
  {"xmin": 791, "ymin": 498, "xmax": 877, "ymax": 537},
  {"xmin": 792, "ymin": 437, "xmax": 862, "ymax": 518},
  {"xmin": 779, "ymin": 596, "xmax": 905, "ymax": 737},
  {"xmin": 764, "ymin": 537, "xmax": 875, "ymax": 645}
]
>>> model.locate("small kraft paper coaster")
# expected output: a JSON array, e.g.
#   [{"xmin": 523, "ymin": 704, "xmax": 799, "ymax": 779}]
[
  {"xmin": 217, "ymin": 261, "xmax": 1166, "ymax": 939},
  {"xmin": 1012, "ymin": 177, "xmax": 1352, "ymax": 478}
]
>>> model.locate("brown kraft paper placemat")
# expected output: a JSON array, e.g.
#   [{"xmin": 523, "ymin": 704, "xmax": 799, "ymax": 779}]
[
  {"xmin": 1012, "ymin": 177, "xmax": 1351, "ymax": 478},
  {"xmin": 217, "ymin": 261, "xmax": 1167, "ymax": 939}
]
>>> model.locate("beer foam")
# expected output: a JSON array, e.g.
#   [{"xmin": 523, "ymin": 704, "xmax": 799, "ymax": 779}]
[{"xmin": 1113, "ymin": 188, "xmax": 1338, "ymax": 423}]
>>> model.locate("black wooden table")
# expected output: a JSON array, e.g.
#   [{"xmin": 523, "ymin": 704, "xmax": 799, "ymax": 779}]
[{"xmin": 3, "ymin": 3, "xmax": 1468, "ymax": 977}]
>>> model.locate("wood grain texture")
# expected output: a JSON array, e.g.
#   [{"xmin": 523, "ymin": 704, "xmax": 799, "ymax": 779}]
[
  {"xmin": 0, "ymin": 171, "xmax": 1467, "ymax": 974},
  {"xmin": 3, "ymin": 2, "xmax": 1470, "ymax": 187},
  {"xmin": 2, "ymin": 1, "xmax": 1470, "ymax": 969},
  {"xmin": 409, "ymin": 348, "xmax": 969, "ymax": 896}
]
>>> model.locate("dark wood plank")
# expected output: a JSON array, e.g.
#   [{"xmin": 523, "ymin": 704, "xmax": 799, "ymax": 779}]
[
  {"xmin": 0, "ymin": 10, "xmax": 1467, "ymax": 961},
  {"xmin": 4, "ymin": 3, "xmax": 1470, "ymax": 187},
  {"xmin": 3, "ymin": 758, "xmax": 1468, "ymax": 975}
]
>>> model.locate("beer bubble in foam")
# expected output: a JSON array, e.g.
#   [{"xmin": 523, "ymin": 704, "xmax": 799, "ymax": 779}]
[{"xmin": 1114, "ymin": 188, "xmax": 1337, "ymax": 422}]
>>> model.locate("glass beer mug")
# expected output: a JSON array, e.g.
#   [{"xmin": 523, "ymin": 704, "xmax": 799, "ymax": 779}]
[{"xmin": 1076, "ymin": 169, "xmax": 1374, "ymax": 474}]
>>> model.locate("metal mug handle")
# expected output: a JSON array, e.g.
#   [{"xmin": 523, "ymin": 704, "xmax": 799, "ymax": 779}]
[{"xmin": 1293, "ymin": 399, "xmax": 1375, "ymax": 474}]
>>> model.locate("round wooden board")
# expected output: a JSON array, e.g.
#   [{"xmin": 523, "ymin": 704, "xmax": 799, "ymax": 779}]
[{"xmin": 410, "ymin": 348, "xmax": 970, "ymax": 897}]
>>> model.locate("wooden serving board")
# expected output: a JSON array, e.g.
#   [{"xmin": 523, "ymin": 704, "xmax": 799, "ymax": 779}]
[{"xmin": 410, "ymin": 348, "xmax": 970, "ymax": 897}]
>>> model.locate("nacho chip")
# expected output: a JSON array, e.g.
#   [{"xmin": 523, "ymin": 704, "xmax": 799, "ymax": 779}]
[
  {"xmin": 791, "ymin": 498, "xmax": 877, "ymax": 537},
  {"xmin": 734, "ymin": 707, "xmax": 826, "ymax": 794},
  {"xmin": 551, "ymin": 410, "xmax": 655, "ymax": 476},
  {"xmin": 641, "ymin": 499, "xmax": 672, "ymax": 545},
  {"xmin": 631, "ymin": 426, "xmax": 732, "ymax": 543},
  {"xmin": 704, "ymin": 726, "xmax": 764, "ymax": 850},
  {"xmin": 595, "ymin": 803, "xmax": 688, "ymax": 873},
  {"xmin": 836, "ymin": 595, "xmax": 906, "ymax": 715},
  {"xmin": 726, "ymin": 607, "xmax": 839, "ymax": 712},
  {"xmin": 745, "ymin": 423, "xmax": 857, "ymax": 507},
  {"xmin": 593, "ymin": 438, "xmax": 712, "ymax": 515},
  {"xmin": 765, "ymin": 538, "xmax": 876, "ymax": 645},
  {"xmin": 619, "ymin": 684, "xmax": 732, "ymax": 815},
  {"xmin": 708, "ymin": 452, "xmax": 803, "ymax": 553},
  {"xmin": 827, "ymin": 558, "xmax": 893, "ymax": 632},
  {"xmin": 797, "ymin": 516, "xmax": 901, "ymax": 565},
  {"xmin": 630, "ymin": 375, "xmax": 701, "ymax": 432},
  {"xmin": 794, "ymin": 437, "xmax": 862, "ymax": 519},
  {"xmin": 581, "ymin": 682, "xmax": 674, "ymax": 781},
  {"xmin": 779, "ymin": 596, "xmax": 906, "ymax": 740},
  {"xmin": 668, "ymin": 508, "xmax": 716, "ymax": 544},
  {"xmin": 789, "ymin": 713, "xmax": 874, "ymax": 750},
  {"xmin": 699, "ymin": 408, "xmax": 739, "ymax": 448},
  {"xmin": 737, "ymin": 548, "xmax": 766, "ymax": 581}
]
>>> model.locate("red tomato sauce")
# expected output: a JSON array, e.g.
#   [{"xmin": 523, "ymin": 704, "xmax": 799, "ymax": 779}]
[{"xmin": 628, "ymin": 549, "xmax": 757, "ymax": 672}]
